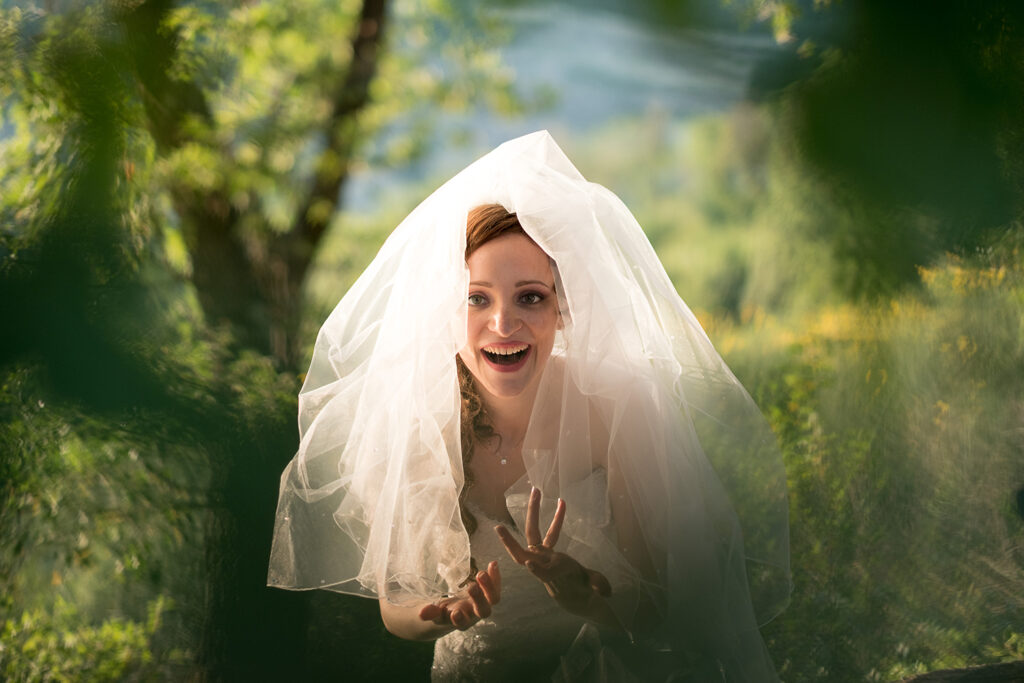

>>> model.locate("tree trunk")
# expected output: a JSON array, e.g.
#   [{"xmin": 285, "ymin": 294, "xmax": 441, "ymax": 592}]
[
  {"xmin": 273, "ymin": 0, "xmax": 388, "ymax": 367},
  {"xmin": 125, "ymin": 0, "xmax": 388, "ymax": 367},
  {"xmin": 118, "ymin": 0, "xmax": 391, "ymax": 677}
]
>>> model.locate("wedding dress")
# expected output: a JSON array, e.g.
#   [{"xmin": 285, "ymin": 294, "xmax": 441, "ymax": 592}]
[
  {"xmin": 432, "ymin": 472, "xmax": 645, "ymax": 682},
  {"xmin": 430, "ymin": 494, "xmax": 587, "ymax": 681}
]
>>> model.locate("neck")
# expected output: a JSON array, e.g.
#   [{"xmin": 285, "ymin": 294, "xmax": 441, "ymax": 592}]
[{"xmin": 479, "ymin": 379, "xmax": 541, "ymax": 445}]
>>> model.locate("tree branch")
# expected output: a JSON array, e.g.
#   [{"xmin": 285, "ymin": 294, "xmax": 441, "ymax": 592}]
[
  {"xmin": 290, "ymin": 0, "xmax": 389, "ymax": 254},
  {"xmin": 257, "ymin": 0, "xmax": 389, "ymax": 365},
  {"xmin": 118, "ymin": 0, "xmax": 213, "ymax": 153}
]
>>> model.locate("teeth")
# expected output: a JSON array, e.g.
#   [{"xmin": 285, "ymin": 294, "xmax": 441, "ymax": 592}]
[{"xmin": 483, "ymin": 344, "xmax": 528, "ymax": 355}]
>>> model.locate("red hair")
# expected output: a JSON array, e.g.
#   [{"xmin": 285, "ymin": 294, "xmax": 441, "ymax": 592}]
[{"xmin": 465, "ymin": 203, "xmax": 528, "ymax": 258}]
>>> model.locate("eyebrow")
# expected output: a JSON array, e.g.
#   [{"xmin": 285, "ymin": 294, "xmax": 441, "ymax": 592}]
[{"xmin": 469, "ymin": 280, "xmax": 554, "ymax": 288}]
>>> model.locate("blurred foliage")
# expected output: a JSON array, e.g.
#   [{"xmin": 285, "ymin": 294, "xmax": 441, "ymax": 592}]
[
  {"xmin": 1, "ymin": 597, "xmax": 185, "ymax": 682},
  {"xmin": 736, "ymin": 0, "xmax": 1024, "ymax": 298},
  {"xmin": 1, "ymin": 0, "xmax": 542, "ymax": 366},
  {"xmin": 0, "ymin": 0, "xmax": 530, "ymax": 678},
  {"xmin": 0, "ymin": 367, "xmax": 207, "ymax": 615},
  {"xmin": 721, "ymin": 234, "xmax": 1024, "ymax": 680}
]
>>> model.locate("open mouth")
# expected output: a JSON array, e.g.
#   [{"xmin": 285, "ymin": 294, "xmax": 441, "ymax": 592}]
[{"xmin": 482, "ymin": 343, "xmax": 530, "ymax": 369}]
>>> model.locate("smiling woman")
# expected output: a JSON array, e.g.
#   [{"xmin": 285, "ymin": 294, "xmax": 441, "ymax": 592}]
[
  {"xmin": 268, "ymin": 131, "xmax": 791, "ymax": 681},
  {"xmin": 461, "ymin": 216, "xmax": 559, "ymax": 398}
]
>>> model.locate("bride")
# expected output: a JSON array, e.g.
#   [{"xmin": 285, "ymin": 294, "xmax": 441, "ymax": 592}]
[{"xmin": 268, "ymin": 131, "xmax": 791, "ymax": 681}]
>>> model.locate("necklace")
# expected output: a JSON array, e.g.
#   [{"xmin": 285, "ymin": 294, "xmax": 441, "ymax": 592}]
[{"xmin": 496, "ymin": 436, "xmax": 524, "ymax": 466}]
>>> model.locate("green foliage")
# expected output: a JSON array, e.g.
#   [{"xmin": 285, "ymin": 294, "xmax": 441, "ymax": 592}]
[
  {"xmin": 724, "ymin": 0, "xmax": 803, "ymax": 42},
  {"xmin": 715, "ymin": 234, "xmax": 1024, "ymax": 680},
  {"xmin": 143, "ymin": 0, "xmax": 538, "ymax": 242},
  {"xmin": 0, "ymin": 596, "xmax": 185, "ymax": 682},
  {"xmin": 2, "ymin": 0, "xmax": 543, "ymax": 367},
  {"xmin": 0, "ymin": 313, "xmax": 302, "ymax": 674},
  {"xmin": 0, "ymin": 0, "xmax": 536, "ymax": 676},
  {"xmin": 0, "ymin": 361, "xmax": 205, "ymax": 660}
]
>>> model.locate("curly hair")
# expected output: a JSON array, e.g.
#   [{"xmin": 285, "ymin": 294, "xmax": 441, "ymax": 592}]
[{"xmin": 457, "ymin": 204, "xmax": 528, "ymax": 536}]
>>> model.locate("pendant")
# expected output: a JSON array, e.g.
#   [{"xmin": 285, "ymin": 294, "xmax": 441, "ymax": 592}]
[{"xmin": 499, "ymin": 456, "xmax": 508, "ymax": 465}]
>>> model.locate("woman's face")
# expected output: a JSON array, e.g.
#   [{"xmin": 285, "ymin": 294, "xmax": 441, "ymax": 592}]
[{"xmin": 459, "ymin": 232, "xmax": 559, "ymax": 401}]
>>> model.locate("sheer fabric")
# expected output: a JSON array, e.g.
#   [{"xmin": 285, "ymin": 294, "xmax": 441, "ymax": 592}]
[{"xmin": 268, "ymin": 131, "xmax": 790, "ymax": 680}]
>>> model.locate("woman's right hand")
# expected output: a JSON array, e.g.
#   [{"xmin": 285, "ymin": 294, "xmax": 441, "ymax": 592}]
[{"xmin": 418, "ymin": 560, "xmax": 501, "ymax": 631}]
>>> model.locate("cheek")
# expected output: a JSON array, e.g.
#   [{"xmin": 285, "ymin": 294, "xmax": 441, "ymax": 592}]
[
  {"xmin": 527, "ymin": 309, "xmax": 559, "ymax": 344},
  {"xmin": 463, "ymin": 312, "xmax": 484, "ymax": 343},
  {"xmin": 458, "ymin": 330, "xmax": 481, "ymax": 364}
]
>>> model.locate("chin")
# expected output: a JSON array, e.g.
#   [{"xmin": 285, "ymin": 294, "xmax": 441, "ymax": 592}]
[
  {"xmin": 461, "ymin": 358, "xmax": 536, "ymax": 400},
  {"xmin": 483, "ymin": 379, "xmax": 532, "ymax": 399},
  {"xmin": 473, "ymin": 363, "xmax": 533, "ymax": 398}
]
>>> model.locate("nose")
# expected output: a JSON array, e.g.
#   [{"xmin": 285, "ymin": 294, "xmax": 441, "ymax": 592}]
[{"xmin": 489, "ymin": 301, "xmax": 522, "ymax": 337}]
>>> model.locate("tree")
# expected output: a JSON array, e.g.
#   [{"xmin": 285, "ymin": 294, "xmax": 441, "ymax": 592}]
[
  {"xmin": 122, "ymin": 0, "xmax": 387, "ymax": 367},
  {"xmin": 1, "ymin": 1, "xmax": 526, "ymax": 677}
]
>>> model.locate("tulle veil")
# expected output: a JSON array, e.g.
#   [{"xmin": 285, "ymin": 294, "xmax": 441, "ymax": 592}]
[{"xmin": 268, "ymin": 130, "xmax": 790, "ymax": 679}]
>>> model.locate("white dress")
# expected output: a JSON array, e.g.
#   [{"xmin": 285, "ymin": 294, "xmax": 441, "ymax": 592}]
[{"xmin": 430, "ymin": 504, "xmax": 590, "ymax": 682}]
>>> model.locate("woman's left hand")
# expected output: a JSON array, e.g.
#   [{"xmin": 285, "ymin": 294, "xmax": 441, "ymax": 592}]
[{"xmin": 494, "ymin": 487, "xmax": 612, "ymax": 617}]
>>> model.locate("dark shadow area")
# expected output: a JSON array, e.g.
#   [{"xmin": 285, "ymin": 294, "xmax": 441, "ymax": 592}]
[{"xmin": 749, "ymin": 0, "xmax": 1024, "ymax": 297}]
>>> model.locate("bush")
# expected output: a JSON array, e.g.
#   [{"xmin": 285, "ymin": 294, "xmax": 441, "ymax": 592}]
[{"xmin": 0, "ymin": 597, "xmax": 185, "ymax": 682}]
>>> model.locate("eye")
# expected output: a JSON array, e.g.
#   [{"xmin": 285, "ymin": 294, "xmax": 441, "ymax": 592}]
[
  {"xmin": 518, "ymin": 291, "xmax": 545, "ymax": 305},
  {"xmin": 468, "ymin": 293, "xmax": 488, "ymax": 306}
]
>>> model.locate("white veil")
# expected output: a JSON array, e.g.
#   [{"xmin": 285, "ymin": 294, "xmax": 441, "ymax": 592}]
[{"xmin": 268, "ymin": 131, "xmax": 790, "ymax": 679}]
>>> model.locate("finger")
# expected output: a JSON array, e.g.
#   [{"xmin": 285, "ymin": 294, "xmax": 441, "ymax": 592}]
[
  {"xmin": 466, "ymin": 581, "xmax": 492, "ymax": 619},
  {"xmin": 542, "ymin": 497, "xmax": 566, "ymax": 549},
  {"xmin": 450, "ymin": 606, "xmax": 468, "ymax": 629},
  {"xmin": 495, "ymin": 525, "xmax": 529, "ymax": 564},
  {"xmin": 453, "ymin": 601, "xmax": 478, "ymax": 630},
  {"xmin": 525, "ymin": 486, "xmax": 542, "ymax": 547},
  {"xmin": 489, "ymin": 561, "xmax": 502, "ymax": 601},
  {"xmin": 589, "ymin": 569, "xmax": 613, "ymax": 597},
  {"xmin": 477, "ymin": 570, "xmax": 499, "ymax": 605},
  {"xmin": 418, "ymin": 603, "xmax": 442, "ymax": 622}
]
